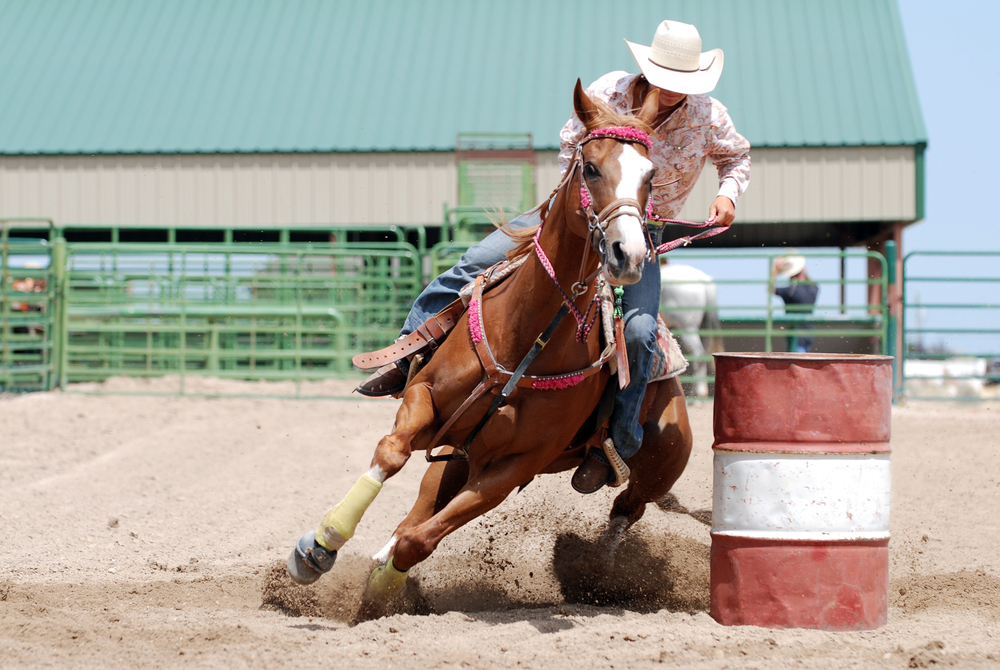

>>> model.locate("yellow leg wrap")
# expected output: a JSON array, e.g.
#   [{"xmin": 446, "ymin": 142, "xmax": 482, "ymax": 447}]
[
  {"xmin": 368, "ymin": 556, "xmax": 408, "ymax": 599},
  {"xmin": 316, "ymin": 473, "xmax": 382, "ymax": 551}
]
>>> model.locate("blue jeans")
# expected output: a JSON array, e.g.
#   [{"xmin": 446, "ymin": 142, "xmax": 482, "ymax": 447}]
[{"xmin": 401, "ymin": 212, "xmax": 660, "ymax": 462}]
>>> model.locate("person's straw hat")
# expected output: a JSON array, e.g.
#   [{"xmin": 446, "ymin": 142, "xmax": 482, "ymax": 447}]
[
  {"xmin": 625, "ymin": 20, "xmax": 724, "ymax": 95},
  {"xmin": 773, "ymin": 254, "xmax": 807, "ymax": 280}
]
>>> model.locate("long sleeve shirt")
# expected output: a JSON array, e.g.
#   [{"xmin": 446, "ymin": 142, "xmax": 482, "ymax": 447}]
[{"xmin": 558, "ymin": 71, "xmax": 752, "ymax": 221}]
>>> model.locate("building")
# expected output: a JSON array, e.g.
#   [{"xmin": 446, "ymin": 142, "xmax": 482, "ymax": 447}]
[{"xmin": 0, "ymin": 0, "xmax": 925, "ymax": 250}]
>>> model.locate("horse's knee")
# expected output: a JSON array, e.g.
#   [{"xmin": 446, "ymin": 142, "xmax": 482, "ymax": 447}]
[{"xmin": 372, "ymin": 433, "xmax": 411, "ymax": 477}]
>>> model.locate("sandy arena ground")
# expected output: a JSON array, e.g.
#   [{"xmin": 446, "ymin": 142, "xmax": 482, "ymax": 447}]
[{"xmin": 2, "ymin": 376, "xmax": 999, "ymax": 669}]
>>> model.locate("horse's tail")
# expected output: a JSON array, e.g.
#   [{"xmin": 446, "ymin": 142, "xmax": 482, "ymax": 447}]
[{"xmin": 700, "ymin": 282, "xmax": 724, "ymax": 374}]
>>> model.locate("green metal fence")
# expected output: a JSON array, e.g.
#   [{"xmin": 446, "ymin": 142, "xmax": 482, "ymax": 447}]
[
  {"xmin": 59, "ymin": 237, "xmax": 421, "ymax": 393},
  {"xmin": 0, "ymin": 219, "xmax": 909, "ymax": 400},
  {"xmin": 0, "ymin": 220, "xmax": 57, "ymax": 392},
  {"xmin": 660, "ymin": 248, "xmax": 891, "ymax": 394},
  {"xmin": 901, "ymin": 251, "xmax": 1000, "ymax": 401}
]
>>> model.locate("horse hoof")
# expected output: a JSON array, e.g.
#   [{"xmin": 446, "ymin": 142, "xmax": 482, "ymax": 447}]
[
  {"xmin": 367, "ymin": 557, "xmax": 408, "ymax": 599},
  {"xmin": 286, "ymin": 530, "xmax": 337, "ymax": 585}
]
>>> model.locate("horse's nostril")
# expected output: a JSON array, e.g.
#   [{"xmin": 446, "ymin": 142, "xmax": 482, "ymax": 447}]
[{"xmin": 612, "ymin": 241, "xmax": 626, "ymax": 267}]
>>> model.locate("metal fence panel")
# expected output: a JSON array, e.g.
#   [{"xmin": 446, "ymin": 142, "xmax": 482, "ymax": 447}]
[
  {"xmin": 60, "ymin": 241, "xmax": 421, "ymax": 391},
  {"xmin": 659, "ymin": 249, "xmax": 889, "ymax": 396},
  {"xmin": 1, "ymin": 222, "xmax": 56, "ymax": 392},
  {"xmin": 901, "ymin": 251, "xmax": 1000, "ymax": 400}
]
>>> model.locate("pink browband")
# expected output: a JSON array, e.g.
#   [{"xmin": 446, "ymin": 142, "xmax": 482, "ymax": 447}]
[{"xmin": 585, "ymin": 126, "xmax": 652, "ymax": 149}]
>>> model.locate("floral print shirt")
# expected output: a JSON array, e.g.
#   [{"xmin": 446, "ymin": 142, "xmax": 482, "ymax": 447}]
[{"xmin": 558, "ymin": 71, "xmax": 751, "ymax": 222}]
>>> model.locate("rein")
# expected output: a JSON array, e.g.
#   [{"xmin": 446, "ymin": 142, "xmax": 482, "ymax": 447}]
[{"xmin": 648, "ymin": 210, "xmax": 731, "ymax": 254}]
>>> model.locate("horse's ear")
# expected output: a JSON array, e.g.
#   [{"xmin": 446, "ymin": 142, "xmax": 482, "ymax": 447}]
[
  {"xmin": 573, "ymin": 79, "xmax": 600, "ymax": 130},
  {"xmin": 637, "ymin": 87, "xmax": 660, "ymax": 128}
]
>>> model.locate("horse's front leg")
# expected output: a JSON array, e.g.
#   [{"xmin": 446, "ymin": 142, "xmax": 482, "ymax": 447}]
[{"xmin": 287, "ymin": 382, "xmax": 438, "ymax": 584}]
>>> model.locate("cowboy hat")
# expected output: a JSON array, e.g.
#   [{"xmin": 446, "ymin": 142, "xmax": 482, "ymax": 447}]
[
  {"xmin": 773, "ymin": 254, "xmax": 807, "ymax": 280},
  {"xmin": 625, "ymin": 20, "xmax": 724, "ymax": 95}
]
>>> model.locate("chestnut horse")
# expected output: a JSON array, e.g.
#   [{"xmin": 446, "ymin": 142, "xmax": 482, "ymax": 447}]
[{"xmin": 287, "ymin": 81, "xmax": 693, "ymax": 598}]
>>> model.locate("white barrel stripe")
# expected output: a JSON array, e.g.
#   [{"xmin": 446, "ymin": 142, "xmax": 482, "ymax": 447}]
[
  {"xmin": 713, "ymin": 453, "xmax": 891, "ymax": 536},
  {"xmin": 711, "ymin": 530, "xmax": 891, "ymax": 541}
]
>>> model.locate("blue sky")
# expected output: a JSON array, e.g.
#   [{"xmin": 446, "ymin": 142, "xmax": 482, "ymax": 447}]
[{"xmin": 899, "ymin": 0, "xmax": 999, "ymax": 254}]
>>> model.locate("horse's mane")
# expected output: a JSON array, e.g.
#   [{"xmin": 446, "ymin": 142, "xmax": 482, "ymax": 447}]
[{"xmin": 500, "ymin": 98, "xmax": 653, "ymax": 261}]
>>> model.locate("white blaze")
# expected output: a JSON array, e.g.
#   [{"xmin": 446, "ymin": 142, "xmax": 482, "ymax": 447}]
[{"xmin": 613, "ymin": 144, "xmax": 653, "ymax": 258}]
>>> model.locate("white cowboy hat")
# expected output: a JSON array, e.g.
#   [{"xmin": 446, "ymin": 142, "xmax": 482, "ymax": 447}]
[
  {"xmin": 625, "ymin": 20, "xmax": 724, "ymax": 95},
  {"xmin": 773, "ymin": 254, "xmax": 807, "ymax": 280}
]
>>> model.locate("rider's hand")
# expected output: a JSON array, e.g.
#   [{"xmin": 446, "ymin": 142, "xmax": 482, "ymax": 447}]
[{"xmin": 709, "ymin": 196, "xmax": 736, "ymax": 226}]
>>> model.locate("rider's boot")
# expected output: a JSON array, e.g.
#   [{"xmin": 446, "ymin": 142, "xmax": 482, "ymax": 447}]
[
  {"xmin": 571, "ymin": 438, "xmax": 631, "ymax": 494},
  {"xmin": 571, "ymin": 453, "xmax": 614, "ymax": 493},
  {"xmin": 357, "ymin": 359, "xmax": 409, "ymax": 397}
]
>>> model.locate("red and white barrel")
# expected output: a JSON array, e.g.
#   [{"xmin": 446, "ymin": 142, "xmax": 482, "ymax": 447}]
[{"xmin": 710, "ymin": 353, "xmax": 893, "ymax": 631}]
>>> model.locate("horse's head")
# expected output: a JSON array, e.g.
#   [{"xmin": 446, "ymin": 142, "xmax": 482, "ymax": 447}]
[{"xmin": 571, "ymin": 80, "xmax": 659, "ymax": 285}]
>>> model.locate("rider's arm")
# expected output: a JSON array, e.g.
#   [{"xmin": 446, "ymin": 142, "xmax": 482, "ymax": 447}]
[{"xmin": 707, "ymin": 99, "xmax": 751, "ymax": 212}]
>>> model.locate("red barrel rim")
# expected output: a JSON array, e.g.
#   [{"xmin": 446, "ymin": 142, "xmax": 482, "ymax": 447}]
[{"xmin": 714, "ymin": 352, "xmax": 893, "ymax": 362}]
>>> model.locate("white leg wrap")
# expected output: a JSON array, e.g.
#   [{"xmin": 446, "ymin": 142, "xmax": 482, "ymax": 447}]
[{"xmin": 316, "ymin": 473, "xmax": 382, "ymax": 551}]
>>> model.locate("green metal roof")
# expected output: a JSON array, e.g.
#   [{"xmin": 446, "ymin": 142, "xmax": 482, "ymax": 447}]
[{"xmin": 0, "ymin": 0, "xmax": 926, "ymax": 155}]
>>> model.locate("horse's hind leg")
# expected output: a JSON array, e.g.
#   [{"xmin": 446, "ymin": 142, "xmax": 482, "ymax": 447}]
[
  {"xmin": 601, "ymin": 377, "xmax": 692, "ymax": 561},
  {"xmin": 287, "ymin": 383, "xmax": 438, "ymax": 585}
]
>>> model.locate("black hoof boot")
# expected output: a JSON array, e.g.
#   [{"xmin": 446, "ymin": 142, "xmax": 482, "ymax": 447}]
[{"xmin": 286, "ymin": 530, "xmax": 337, "ymax": 585}]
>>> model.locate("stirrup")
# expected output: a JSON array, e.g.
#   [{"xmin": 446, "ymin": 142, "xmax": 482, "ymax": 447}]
[{"xmin": 601, "ymin": 438, "xmax": 630, "ymax": 487}]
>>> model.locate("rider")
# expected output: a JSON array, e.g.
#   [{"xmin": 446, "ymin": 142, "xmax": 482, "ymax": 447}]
[{"xmin": 358, "ymin": 19, "xmax": 751, "ymax": 493}]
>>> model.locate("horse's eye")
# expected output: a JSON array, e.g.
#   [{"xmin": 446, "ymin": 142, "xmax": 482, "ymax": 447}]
[{"xmin": 584, "ymin": 163, "xmax": 599, "ymax": 179}]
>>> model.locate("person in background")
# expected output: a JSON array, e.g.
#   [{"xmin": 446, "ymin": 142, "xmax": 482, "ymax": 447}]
[{"xmin": 772, "ymin": 254, "xmax": 818, "ymax": 353}]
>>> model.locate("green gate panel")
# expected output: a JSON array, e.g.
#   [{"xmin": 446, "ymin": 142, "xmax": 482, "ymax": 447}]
[
  {"xmin": 1, "ymin": 224, "xmax": 56, "ymax": 392},
  {"xmin": 61, "ymin": 242, "xmax": 421, "ymax": 386}
]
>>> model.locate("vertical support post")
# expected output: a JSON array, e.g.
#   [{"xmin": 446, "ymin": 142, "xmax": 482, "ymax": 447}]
[
  {"xmin": 765, "ymin": 254, "xmax": 775, "ymax": 353},
  {"xmin": 884, "ymin": 241, "xmax": 898, "ymax": 401},
  {"xmin": 867, "ymin": 239, "xmax": 885, "ymax": 315},
  {"xmin": 839, "ymin": 247, "xmax": 847, "ymax": 315},
  {"xmin": 51, "ymin": 237, "xmax": 67, "ymax": 390}
]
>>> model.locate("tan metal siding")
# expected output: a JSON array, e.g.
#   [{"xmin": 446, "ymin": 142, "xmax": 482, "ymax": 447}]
[
  {"xmin": 0, "ymin": 146, "xmax": 914, "ymax": 227},
  {"xmin": 675, "ymin": 146, "xmax": 916, "ymax": 223},
  {"xmin": 538, "ymin": 146, "xmax": 916, "ymax": 224}
]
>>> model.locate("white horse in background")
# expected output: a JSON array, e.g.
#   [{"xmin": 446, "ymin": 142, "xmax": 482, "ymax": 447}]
[{"xmin": 659, "ymin": 261, "xmax": 724, "ymax": 397}]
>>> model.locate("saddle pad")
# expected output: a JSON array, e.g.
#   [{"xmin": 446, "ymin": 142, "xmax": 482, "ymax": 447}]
[
  {"xmin": 458, "ymin": 254, "xmax": 528, "ymax": 306},
  {"xmin": 598, "ymin": 280, "xmax": 688, "ymax": 384},
  {"xmin": 649, "ymin": 314, "xmax": 688, "ymax": 382}
]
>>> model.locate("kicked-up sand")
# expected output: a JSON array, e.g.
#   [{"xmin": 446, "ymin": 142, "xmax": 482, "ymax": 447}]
[{"xmin": 1, "ymin": 377, "xmax": 998, "ymax": 668}]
